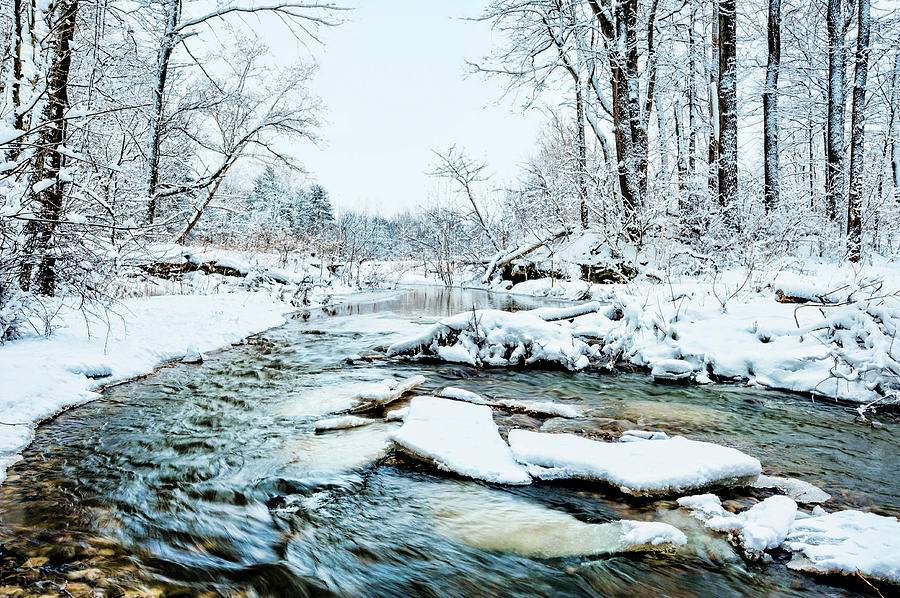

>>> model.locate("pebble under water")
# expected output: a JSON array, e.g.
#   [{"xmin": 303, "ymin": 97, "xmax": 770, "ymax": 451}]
[{"xmin": 1, "ymin": 287, "xmax": 898, "ymax": 597}]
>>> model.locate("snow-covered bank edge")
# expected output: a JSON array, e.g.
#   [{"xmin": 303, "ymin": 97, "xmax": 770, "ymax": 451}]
[
  {"xmin": 0, "ymin": 288, "xmax": 401, "ymax": 485},
  {"xmin": 391, "ymin": 264, "xmax": 900, "ymax": 411}
]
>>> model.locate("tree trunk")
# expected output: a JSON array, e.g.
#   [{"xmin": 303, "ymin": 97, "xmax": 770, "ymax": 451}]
[
  {"xmin": 575, "ymin": 81, "xmax": 589, "ymax": 229},
  {"xmin": 708, "ymin": 1, "xmax": 719, "ymax": 199},
  {"xmin": 825, "ymin": 0, "xmax": 847, "ymax": 222},
  {"xmin": 717, "ymin": 0, "xmax": 738, "ymax": 220},
  {"xmin": 763, "ymin": 0, "xmax": 781, "ymax": 213},
  {"xmin": 146, "ymin": 0, "xmax": 181, "ymax": 224},
  {"xmin": 846, "ymin": 0, "xmax": 870, "ymax": 263},
  {"xmin": 891, "ymin": 53, "xmax": 900, "ymax": 193},
  {"xmin": 9, "ymin": 0, "xmax": 25, "ymax": 160},
  {"xmin": 20, "ymin": 0, "xmax": 79, "ymax": 295}
]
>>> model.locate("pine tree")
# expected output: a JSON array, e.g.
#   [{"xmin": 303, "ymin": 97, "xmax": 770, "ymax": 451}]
[{"xmin": 307, "ymin": 184, "xmax": 335, "ymax": 231}]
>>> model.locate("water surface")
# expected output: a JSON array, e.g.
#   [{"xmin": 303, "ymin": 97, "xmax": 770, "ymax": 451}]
[{"xmin": 1, "ymin": 287, "xmax": 897, "ymax": 597}]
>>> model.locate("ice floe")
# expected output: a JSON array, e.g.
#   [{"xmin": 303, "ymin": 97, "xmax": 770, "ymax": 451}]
[
  {"xmin": 350, "ymin": 374, "xmax": 425, "ymax": 413},
  {"xmin": 428, "ymin": 482, "xmax": 686, "ymax": 558},
  {"xmin": 314, "ymin": 416, "xmax": 373, "ymax": 432},
  {"xmin": 784, "ymin": 509, "xmax": 900, "ymax": 583},
  {"xmin": 752, "ymin": 475, "xmax": 831, "ymax": 504},
  {"xmin": 508, "ymin": 431, "xmax": 761, "ymax": 495},
  {"xmin": 390, "ymin": 397, "xmax": 531, "ymax": 485}
]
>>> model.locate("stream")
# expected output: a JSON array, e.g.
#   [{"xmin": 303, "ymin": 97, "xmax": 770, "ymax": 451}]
[{"xmin": 1, "ymin": 287, "xmax": 897, "ymax": 597}]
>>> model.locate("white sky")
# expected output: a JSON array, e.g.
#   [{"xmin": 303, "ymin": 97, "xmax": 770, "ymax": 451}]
[{"xmin": 279, "ymin": 0, "xmax": 547, "ymax": 214}]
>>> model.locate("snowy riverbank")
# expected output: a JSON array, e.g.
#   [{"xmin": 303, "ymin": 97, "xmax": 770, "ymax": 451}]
[
  {"xmin": 0, "ymin": 292, "xmax": 293, "ymax": 484},
  {"xmin": 461, "ymin": 260, "xmax": 900, "ymax": 411},
  {"xmin": 0, "ymin": 243, "xmax": 403, "ymax": 485}
]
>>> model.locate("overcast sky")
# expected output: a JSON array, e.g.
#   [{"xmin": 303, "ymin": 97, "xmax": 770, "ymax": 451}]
[{"xmin": 284, "ymin": 0, "xmax": 547, "ymax": 214}]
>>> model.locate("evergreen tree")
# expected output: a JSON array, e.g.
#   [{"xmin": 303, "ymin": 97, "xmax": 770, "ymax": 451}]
[{"xmin": 307, "ymin": 184, "xmax": 335, "ymax": 231}]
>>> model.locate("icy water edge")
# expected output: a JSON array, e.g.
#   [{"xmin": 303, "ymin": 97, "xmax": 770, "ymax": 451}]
[{"xmin": 0, "ymin": 287, "xmax": 898, "ymax": 597}]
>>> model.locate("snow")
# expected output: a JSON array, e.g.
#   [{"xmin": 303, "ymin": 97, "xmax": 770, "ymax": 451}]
[
  {"xmin": 390, "ymin": 397, "xmax": 531, "ymax": 485},
  {"xmin": 314, "ymin": 415, "xmax": 373, "ymax": 432},
  {"xmin": 496, "ymin": 399, "xmax": 581, "ymax": 418},
  {"xmin": 31, "ymin": 178, "xmax": 55, "ymax": 193},
  {"xmin": 620, "ymin": 520, "xmax": 688, "ymax": 547},
  {"xmin": 784, "ymin": 509, "xmax": 900, "ymax": 583},
  {"xmin": 438, "ymin": 387, "xmax": 492, "ymax": 404},
  {"xmin": 387, "ymin": 308, "xmax": 597, "ymax": 371},
  {"xmin": 753, "ymin": 475, "xmax": 831, "ymax": 504},
  {"xmin": 508, "ymin": 431, "xmax": 761, "ymax": 495},
  {"xmin": 384, "ymin": 407, "xmax": 408, "ymax": 422},
  {"xmin": 490, "ymin": 262, "xmax": 900, "ymax": 406},
  {"xmin": 350, "ymin": 374, "xmax": 425, "ymax": 412},
  {"xmin": 620, "ymin": 429, "xmax": 669, "ymax": 441},
  {"xmin": 650, "ymin": 359, "xmax": 694, "ymax": 380},
  {"xmin": 0, "ymin": 292, "xmax": 292, "ymax": 484},
  {"xmin": 707, "ymin": 496, "xmax": 798, "ymax": 558},
  {"xmin": 679, "ymin": 494, "xmax": 799, "ymax": 559}
]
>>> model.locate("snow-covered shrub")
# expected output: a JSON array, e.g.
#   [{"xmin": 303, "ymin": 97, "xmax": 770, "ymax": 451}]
[
  {"xmin": 802, "ymin": 280, "xmax": 900, "ymax": 412},
  {"xmin": 0, "ymin": 274, "xmax": 32, "ymax": 343}
]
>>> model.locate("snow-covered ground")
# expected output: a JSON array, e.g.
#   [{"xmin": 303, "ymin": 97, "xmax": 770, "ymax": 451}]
[
  {"xmin": 0, "ymin": 244, "xmax": 397, "ymax": 485},
  {"xmin": 381, "ymin": 256, "xmax": 900, "ymax": 409}
]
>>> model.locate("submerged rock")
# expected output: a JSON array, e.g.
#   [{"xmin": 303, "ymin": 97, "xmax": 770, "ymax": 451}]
[
  {"xmin": 428, "ymin": 482, "xmax": 686, "ymax": 558},
  {"xmin": 285, "ymin": 422, "xmax": 399, "ymax": 477}
]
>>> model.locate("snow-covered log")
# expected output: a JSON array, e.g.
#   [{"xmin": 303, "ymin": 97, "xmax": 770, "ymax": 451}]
[
  {"xmin": 481, "ymin": 227, "xmax": 571, "ymax": 283},
  {"xmin": 527, "ymin": 301, "xmax": 603, "ymax": 322},
  {"xmin": 387, "ymin": 309, "xmax": 596, "ymax": 371}
]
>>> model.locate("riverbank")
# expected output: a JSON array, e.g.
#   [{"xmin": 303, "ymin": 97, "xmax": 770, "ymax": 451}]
[
  {"xmin": 0, "ymin": 242, "xmax": 403, "ymax": 485},
  {"xmin": 475, "ymin": 260, "xmax": 900, "ymax": 413}
]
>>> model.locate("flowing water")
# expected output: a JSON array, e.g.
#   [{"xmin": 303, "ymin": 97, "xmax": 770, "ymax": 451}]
[{"xmin": 1, "ymin": 287, "xmax": 897, "ymax": 597}]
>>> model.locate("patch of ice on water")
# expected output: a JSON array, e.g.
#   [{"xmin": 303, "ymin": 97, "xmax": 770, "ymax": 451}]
[{"xmin": 390, "ymin": 397, "xmax": 531, "ymax": 485}]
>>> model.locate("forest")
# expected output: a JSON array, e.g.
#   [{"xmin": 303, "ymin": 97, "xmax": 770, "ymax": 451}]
[{"xmin": 1, "ymin": 1, "xmax": 899, "ymax": 597}]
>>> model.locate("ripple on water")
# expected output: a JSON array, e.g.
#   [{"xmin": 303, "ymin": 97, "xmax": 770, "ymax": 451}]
[{"xmin": 0, "ymin": 287, "xmax": 896, "ymax": 598}]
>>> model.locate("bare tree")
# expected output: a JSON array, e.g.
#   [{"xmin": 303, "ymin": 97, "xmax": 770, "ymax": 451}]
[
  {"xmin": 846, "ymin": 0, "xmax": 870, "ymax": 262},
  {"xmin": 429, "ymin": 146, "xmax": 501, "ymax": 251},
  {"xmin": 144, "ymin": 1, "xmax": 342, "ymax": 224},
  {"xmin": 763, "ymin": 0, "xmax": 781, "ymax": 213},
  {"xmin": 717, "ymin": 0, "xmax": 738, "ymax": 220}
]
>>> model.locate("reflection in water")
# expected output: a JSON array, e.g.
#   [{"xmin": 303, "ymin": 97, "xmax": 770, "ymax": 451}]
[{"xmin": 0, "ymin": 287, "xmax": 896, "ymax": 597}]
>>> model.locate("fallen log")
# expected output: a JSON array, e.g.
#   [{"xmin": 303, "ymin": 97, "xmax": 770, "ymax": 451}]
[{"xmin": 481, "ymin": 227, "xmax": 572, "ymax": 283}]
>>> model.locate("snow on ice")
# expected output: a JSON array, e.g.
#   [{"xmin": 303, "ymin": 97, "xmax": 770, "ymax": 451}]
[
  {"xmin": 784, "ymin": 509, "xmax": 900, "ymax": 583},
  {"xmin": 390, "ymin": 397, "xmax": 531, "ymax": 485},
  {"xmin": 508, "ymin": 431, "xmax": 761, "ymax": 495}
]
